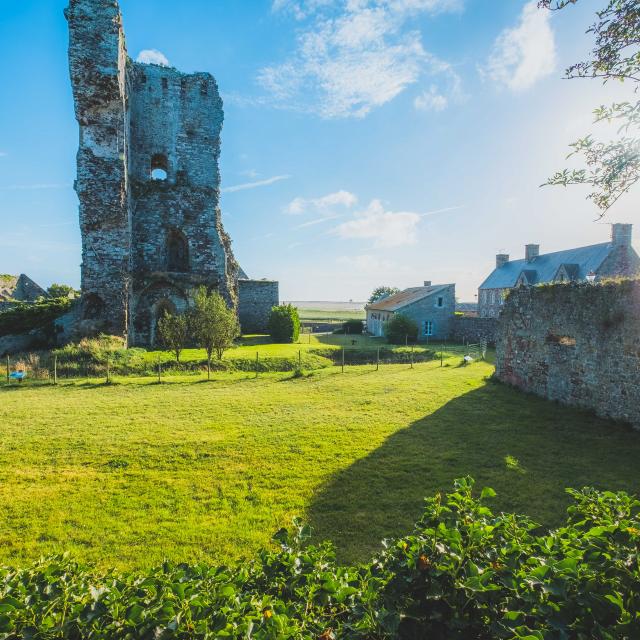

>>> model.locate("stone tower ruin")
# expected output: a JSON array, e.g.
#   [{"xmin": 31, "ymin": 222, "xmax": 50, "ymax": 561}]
[{"xmin": 65, "ymin": 0, "xmax": 277, "ymax": 345}]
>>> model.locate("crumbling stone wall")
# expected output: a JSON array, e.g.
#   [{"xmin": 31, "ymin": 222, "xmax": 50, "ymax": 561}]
[
  {"xmin": 496, "ymin": 280, "xmax": 640, "ymax": 428},
  {"xmin": 238, "ymin": 280, "xmax": 279, "ymax": 333},
  {"xmin": 66, "ymin": 0, "xmax": 272, "ymax": 346},
  {"xmin": 451, "ymin": 316, "xmax": 497, "ymax": 345}
]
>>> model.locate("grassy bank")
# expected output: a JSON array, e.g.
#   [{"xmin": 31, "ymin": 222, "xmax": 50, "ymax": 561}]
[{"xmin": 1, "ymin": 358, "xmax": 639, "ymax": 571}]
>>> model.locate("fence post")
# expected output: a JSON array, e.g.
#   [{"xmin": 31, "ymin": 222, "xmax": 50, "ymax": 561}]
[
  {"xmin": 106, "ymin": 358, "xmax": 110, "ymax": 384},
  {"xmin": 255, "ymin": 352, "xmax": 259, "ymax": 378},
  {"xmin": 298, "ymin": 350, "xmax": 302, "ymax": 369},
  {"xmin": 341, "ymin": 348, "xmax": 345, "ymax": 373},
  {"xmin": 410, "ymin": 345, "xmax": 414, "ymax": 369},
  {"xmin": 376, "ymin": 348, "xmax": 380, "ymax": 371},
  {"xmin": 157, "ymin": 358, "xmax": 162, "ymax": 384},
  {"xmin": 53, "ymin": 355, "xmax": 58, "ymax": 385},
  {"xmin": 440, "ymin": 349, "xmax": 443, "ymax": 367},
  {"xmin": 6, "ymin": 355, "xmax": 9, "ymax": 382}
]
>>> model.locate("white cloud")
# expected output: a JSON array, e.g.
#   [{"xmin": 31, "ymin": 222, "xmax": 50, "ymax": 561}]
[
  {"xmin": 295, "ymin": 213, "xmax": 344, "ymax": 229},
  {"xmin": 285, "ymin": 189, "xmax": 357, "ymax": 214},
  {"xmin": 414, "ymin": 85, "xmax": 448, "ymax": 111},
  {"xmin": 261, "ymin": 0, "xmax": 463, "ymax": 118},
  {"xmin": 332, "ymin": 198, "xmax": 421, "ymax": 247},
  {"xmin": 136, "ymin": 49, "xmax": 170, "ymax": 67},
  {"xmin": 484, "ymin": 1, "xmax": 556, "ymax": 92},
  {"xmin": 222, "ymin": 175, "xmax": 291, "ymax": 193}
]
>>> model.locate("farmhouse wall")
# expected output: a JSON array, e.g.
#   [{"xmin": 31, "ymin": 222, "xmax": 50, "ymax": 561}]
[
  {"xmin": 402, "ymin": 285, "xmax": 456, "ymax": 341},
  {"xmin": 452, "ymin": 316, "xmax": 498, "ymax": 345},
  {"xmin": 238, "ymin": 279, "xmax": 279, "ymax": 333},
  {"xmin": 495, "ymin": 280, "xmax": 640, "ymax": 428}
]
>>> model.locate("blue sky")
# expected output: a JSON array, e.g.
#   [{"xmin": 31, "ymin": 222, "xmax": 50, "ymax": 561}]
[{"xmin": 1, "ymin": 0, "xmax": 638, "ymax": 301}]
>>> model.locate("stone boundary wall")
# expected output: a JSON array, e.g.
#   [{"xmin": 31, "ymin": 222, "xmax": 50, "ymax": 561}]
[
  {"xmin": 238, "ymin": 280, "xmax": 279, "ymax": 334},
  {"xmin": 496, "ymin": 280, "xmax": 640, "ymax": 428},
  {"xmin": 451, "ymin": 316, "xmax": 498, "ymax": 345}
]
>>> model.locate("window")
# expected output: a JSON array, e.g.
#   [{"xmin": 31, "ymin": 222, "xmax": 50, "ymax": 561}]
[
  {"xmin": 166, "ymin": 229, "xmax": 189, "ymax": 272},
  {"xmin": 424, "ymin": 320, "xmax": 434, "ymax": 336},
  {"xmin": 161, "ymin": 77, "xmax": 168, "ymax": 90},
  {"xmin": 436, "ymin": 296, "xmax": 444, "ymax": 308},
  {"xmin": 151, "ymin": 153, "xmax": 168, "ymax": 181}
]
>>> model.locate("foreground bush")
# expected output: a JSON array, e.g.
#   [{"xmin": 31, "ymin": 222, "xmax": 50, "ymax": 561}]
[
  {"xmin": 268, "ymin": 305, "xmax": 301, "ymax": 343},
  {"xmin": 1, "ymin": 479, "xmax": 638, "ymax": 639},
  {"xmin": 0, "ymin": 297, "xmax": 72, "ymax": 338}
]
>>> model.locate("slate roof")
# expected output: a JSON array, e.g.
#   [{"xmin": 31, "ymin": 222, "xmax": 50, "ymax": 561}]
[
  {"xmin": 479, "ymin": 243, "xmax": 613, "ymax": 289},
  {"xmin": 367, "ymin": 284, "xmax": 451, "ymax": 312},
  {"xmin": 0, "ymin": 274, "xmax": 47, "ymax": 304}
]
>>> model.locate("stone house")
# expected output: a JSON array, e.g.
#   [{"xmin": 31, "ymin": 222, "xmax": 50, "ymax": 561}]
[
  {"xmin": 365, "ymin": 282, "xmax": 456, "ymax": 341},
  {"xmin": 0, "ymin": 274, "xmax": 47, "ymax": 312},
  {"xmin": 478, "ymin": 223, "xmax": 640, "ymax": 318}
]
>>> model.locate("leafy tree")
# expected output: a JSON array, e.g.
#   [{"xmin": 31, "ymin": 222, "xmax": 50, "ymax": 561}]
[
  {"xmin": 384, "ymin": 313, "xmax": 419, "ymax": 344},
  {"xmin": 157, "ymin": 311, "xmax": 188, "ymax": 363},
  {"xmin": 47, "ymin": 283, "xmax": 78, "ymax": 299},
  {"xmin": 368, "ymin": 286, "xmax": 400, "ymax": 304},
  {"xmin": 268, "ymin": 305, "xmax": 301, "ymax": 343},
  {"xmin": 191, "ymin": 287, "xmax": 240, "ymax": 379},
  {"xmin": 540, "ymin": 0, "xmax": 640, "ymax": 215}
]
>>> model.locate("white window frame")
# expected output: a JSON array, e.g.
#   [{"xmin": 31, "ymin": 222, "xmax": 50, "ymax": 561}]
[{"xmin": 424, "ymin": 320, "xmax": 434, "ymax": 336}]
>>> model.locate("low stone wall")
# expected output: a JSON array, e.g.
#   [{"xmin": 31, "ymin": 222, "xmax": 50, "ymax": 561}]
[
  {"xmin": 238, "ymin": 279, "xmax": 279, "ymax": 333},
  {"xmin": 452, "ymin": 316, "xmax": 498, "ymax": 345},
  {"xmin": 496, "ymin": 280, "xmax": 640, "ymax": 428}
]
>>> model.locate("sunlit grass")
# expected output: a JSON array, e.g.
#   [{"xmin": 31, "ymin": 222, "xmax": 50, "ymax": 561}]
[{"xmin": 1, "ymin": 358, "xmax": 638, "ymax": 571}]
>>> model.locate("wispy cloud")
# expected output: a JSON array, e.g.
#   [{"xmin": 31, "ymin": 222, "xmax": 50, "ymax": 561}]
[
  {"xmin": 414, "ymin": 85, "xmax": 448, "ymax": 112},
  {"xmin": 222, "ymin": 174, "xmax": 291, "ymax": 193},
  {"xmin": 483, "ymin": 0, "xmax": 556, "ymax": 92},
  {"xmin": 420, "ymin": 204, "xmax": 465, "ymax": 217},
  {"xmin": 136, "ymin": 49, "xmax": 170, "ymax": 67},
  {"xmin": 332, "ymin": 199, "xmax": 421, "ymax": 247},
  {"xmin": 0, "ymin": 183, "xmax": 72, "ymax": 191},
  {"xmin": 285, "ymin": 189, "xmax": 357, "ymax": 215},
  {"xmin": 295, "ymin": 213, "xmax": 344, "ymax": 229},
  {"xmin": 261, "ymin": 0, "xmax": 464, "ymax": 118}
]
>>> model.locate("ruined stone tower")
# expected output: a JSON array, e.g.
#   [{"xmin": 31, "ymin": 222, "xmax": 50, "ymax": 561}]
[{"xmin": 66, "ymin": 0, "xmax": 277, "ymax": 345}]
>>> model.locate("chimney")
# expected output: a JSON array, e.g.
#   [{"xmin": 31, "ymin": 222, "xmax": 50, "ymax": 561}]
[
  {"xmin": 496, "ymin": 254, "xmax": 509, "ymax": 269},
  {"xmin": 525, "ymin": 244, "xmax": 540, "ymax": 262},
  {"xmin": 424, "ymin": 280, "xmax": 432, "ymax": 287},
  {"xmin": 611, "ymin": 223, "xmax": 632, "ymax": 247}
]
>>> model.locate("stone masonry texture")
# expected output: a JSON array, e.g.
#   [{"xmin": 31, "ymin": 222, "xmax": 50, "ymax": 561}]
[
  {"xmin": 496, "ymin": 280, "xmax": 640, "ymax": 429},
  {"xmin": 66, "ymin": 0, "xmax": 275, "ymax": 345}
]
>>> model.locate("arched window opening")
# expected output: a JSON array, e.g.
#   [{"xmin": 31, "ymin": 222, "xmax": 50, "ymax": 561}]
[
  {"xmin": 151, "ymin": 154, "xmax": 168, "ymax": 181},
  {"xmin": 166, "ymin": 230, "xmax": 189, "ymax": 272},
  {"xmin": 82, "ymin": 293, "xmax": 104, "ymax": 320}
]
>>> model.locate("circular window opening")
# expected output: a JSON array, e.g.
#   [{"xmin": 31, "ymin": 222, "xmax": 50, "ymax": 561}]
[{"xmin": 151, "ymin": 168, "xmax": 168, "ymax": 181}]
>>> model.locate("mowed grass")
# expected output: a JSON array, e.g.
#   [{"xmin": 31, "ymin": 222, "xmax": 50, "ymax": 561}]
[{"xmin": 1, "ymin": 360, "xmax": 640, "ymax": 571}]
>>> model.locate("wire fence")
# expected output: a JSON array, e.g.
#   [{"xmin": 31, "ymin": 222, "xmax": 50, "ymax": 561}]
[{"xmin": 2, "ymin": 340, "xmax": 488, "ymax": 386}]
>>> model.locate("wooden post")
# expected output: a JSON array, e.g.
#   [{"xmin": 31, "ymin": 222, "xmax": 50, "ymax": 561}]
[
  {"xmin": 6, "ymin": 355, "xmax": 9, "ymax": 382},
  {"xmin": 207, "ymin": 357, "xmax": 211, "ymax": 381},
  {"xmin": 53, "ymin": 355, "xmax": 58, "ymax": 385},
  {"xmin": 440, "ymin": 349, "xmax": 444, "ymax": 367},
  {"xmin": 341, "ymin": 348, "xmax": 345, "ymax": 373},
  {"xmin": 106, "ymin": 358, "xmax": 110, "ymax": 384},
  {"xmin": 410, "ymin": 345, "xmax": 414, "ymax": 369},
  {"xmin": 298, "ymin": 349, "xmax": 302, "ymax": 369},
  {"xmin": 376, "ymin": 347, "xmax": 380, "ymax": 371},
  {"xmin": 157, "ymin": 358, "xmax": 161, "ymax": 384},
  {"xmin": 255, "ymin": 352, "xmax": 259, "ymax": 378}
]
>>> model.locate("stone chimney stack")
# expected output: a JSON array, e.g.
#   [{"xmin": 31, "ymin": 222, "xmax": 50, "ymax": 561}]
[
  {"xmin": 611, "ymin": 223, "xmax": 632, "ymax": 247},
  {"xmin": 496, "ymin": 254, "xmax": 509, "ymax": 269},
  {"xmin": 525, "ymin": 244, "xmax": 540, "ymax": 262},
  {"xmin": 424, "ymin": 280, "xmax": 432, "ymax": 287}
]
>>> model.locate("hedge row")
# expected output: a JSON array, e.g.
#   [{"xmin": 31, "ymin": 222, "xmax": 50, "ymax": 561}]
[
  {"xmin": 0, "ymin": 298, "xmax": 72, "ymax": 338},
  {"xmin": 1, "ymin": 478, "xmax": 638, "ymax": 639}
]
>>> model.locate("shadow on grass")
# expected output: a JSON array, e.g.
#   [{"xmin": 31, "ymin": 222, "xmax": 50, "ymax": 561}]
[{"xmin": 307, "ymin": 381, "xmax": 640, "ymax": 564}]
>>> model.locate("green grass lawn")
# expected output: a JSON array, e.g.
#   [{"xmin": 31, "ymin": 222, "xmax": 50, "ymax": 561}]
[{"xmin": 1, "ymin": 359, "xmax": 639, "ymax": 571}]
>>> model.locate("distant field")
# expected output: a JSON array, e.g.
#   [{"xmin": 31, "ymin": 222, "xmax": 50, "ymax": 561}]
[
  {"xmin": 287, "ymin": 301, "xmax": 366, "ymax": 322},
  {"xmin": 2, "ymin": 357, "xmax": 639, "ymax": 571}
]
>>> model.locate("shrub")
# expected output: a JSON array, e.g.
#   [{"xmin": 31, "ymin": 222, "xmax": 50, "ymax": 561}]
[
  {"xmin": 157, "ymin": 311, "xmax": 188, "ymax": 362},
  {"xmin": 342, "ymin": 319, "xmax": 363, "ymax": 334},
  {"xmin": 0, "ymin": 297, "xmax": 72, "ymax": 338},
  {"xmin": 268, "ymin": 305, "xmax": 300, "ymax": 343},
  {"xmin": 384, "ymin": 313, "xmax": 418, "ymax": 344},
  {"xmin": 0, "ymin": 480, "xmax": 638, "ymax": 639}
]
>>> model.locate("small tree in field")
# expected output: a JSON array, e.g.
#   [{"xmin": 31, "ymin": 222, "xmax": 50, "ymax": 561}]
[
  {"xmin": 157, "ymin": 311, "xmax": 188, "ymax": 363},
  {"xmin": 191, "ymin": 287, "xmax": 240, "ymax": 379},
  {"xmin": 368, "ymin": 286, "xmax": 400, "ymax": 304},
  {"xmin": 268, "ymin": 305, "xmax": 300, "ymax": 343},
  {"xmin": 384, "ymin": 313, "xmax": 418, "ymax": 344}
]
